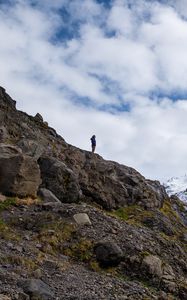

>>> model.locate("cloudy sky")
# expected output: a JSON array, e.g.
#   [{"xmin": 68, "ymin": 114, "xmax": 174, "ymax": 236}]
[{"xmin": 1, "ymin": 0, "xmax": 187, "ymax": 182}]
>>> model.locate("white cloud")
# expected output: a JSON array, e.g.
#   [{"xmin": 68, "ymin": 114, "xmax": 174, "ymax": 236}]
[
  {"xmin": 1, "ymin": 0, "xmax": 187, "ymax": 182},
  {"xmin": 107, "ymin": 3, "xmax": 135, "ymax": 36},
  {"xmin": 139, "ymin": 5, "xmax": 187, "ymax": 91}
]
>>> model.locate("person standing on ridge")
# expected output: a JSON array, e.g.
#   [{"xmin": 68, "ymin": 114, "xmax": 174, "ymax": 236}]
[{"xmin": 90, "ymin": 135, "xmax": 96, "ymax": 153}]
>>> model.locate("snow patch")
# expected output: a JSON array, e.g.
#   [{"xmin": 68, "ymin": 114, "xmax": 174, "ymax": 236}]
[{"xmin": 164, "ymin": 175, "xmax": 187, "ymax": 204}]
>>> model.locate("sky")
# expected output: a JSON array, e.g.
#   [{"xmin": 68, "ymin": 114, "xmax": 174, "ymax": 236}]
[{"xmin": 1, "ymin": 0, "xmax": 187, "ymax": 182}]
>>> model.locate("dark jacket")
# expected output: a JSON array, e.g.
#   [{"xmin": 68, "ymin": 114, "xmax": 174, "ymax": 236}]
[{"xmin": 91, "ymin": 136, "xmax": 96, "ymax": 146}]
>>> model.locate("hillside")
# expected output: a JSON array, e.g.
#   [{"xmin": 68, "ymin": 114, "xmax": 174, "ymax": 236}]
[{"xmin": 0, "ymin": 86, "xmax": 187, "ymax": 300}]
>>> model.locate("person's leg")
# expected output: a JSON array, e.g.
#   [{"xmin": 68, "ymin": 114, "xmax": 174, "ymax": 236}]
[{"xmin": 92, "ymin": 145, "xmax": 96, "ymax": 153}]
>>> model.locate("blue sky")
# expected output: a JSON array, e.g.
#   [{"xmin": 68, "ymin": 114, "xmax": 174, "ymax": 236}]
[{"xmin": 1, "ymin": 0, "xmax": 187, "ymax": 181}]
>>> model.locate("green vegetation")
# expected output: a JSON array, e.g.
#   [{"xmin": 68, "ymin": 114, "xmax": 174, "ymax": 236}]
[
  {"xmin": 175, "ymin": 199, "xmax": 186, "ymax": 213},
  {"xmin": 160, "ymin": 200, "xmax": 180, "ymax": 222},
  {"xmin": 160, "ymin": 200, "xmax": 187, "ymax": 236},
  {"xmin": 109, "ymin": 205, "xmax": 154, "ymax": 226},
  {"xmin": 0, "ymin": 197, "xmax": 16, "ymax": 211},
  {"xmin": 0, "ymin": 218, "xmax": 20, "ymax": 241},
  {"xmin": 63, "ymin": 238, "xmax": 93, "ymax": 261},
  {"xmin": 37, "ymin": 220, "xmax": 76, "ymax": 254},
  {"xmin": 0, "ymin": 255, "xmax": 36, "ymax": 271},
  {"xmin": 89, "ymin": 260, "xmax": 101, "ymax": 272},
  {"xmin": 0, "ymin": 196, "xmax": 40, "ymax": 211},
  {"xmin": 140, "ymin": 251, "xmax": 151, "ymax": 258}
]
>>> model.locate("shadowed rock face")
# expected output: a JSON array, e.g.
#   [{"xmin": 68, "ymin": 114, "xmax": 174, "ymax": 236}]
[
  {"xmin": 38, "ymin": 156, "xmax": 80, "ymax": 203},
  {"xmin": 0, "ymin": 144, "xmax": 41, "ymax": 198},
  {"xmin": 0, "ymin": 86, "xmax": 168, "ymax": 209},
  {"xmin": 0, "ymin": 86, "xmax": 16, "ymax": 109}
]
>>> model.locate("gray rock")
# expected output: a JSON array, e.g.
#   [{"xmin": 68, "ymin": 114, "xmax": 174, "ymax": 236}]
[
  {"xmin": 162, "ymin": 264, "xmax": 175, "ymax": 281},
  {"xmin": 73, "ymin": 213, "xmax": 92, "ymax": 225},
  {"xmin": 161, "ymin": 280, "xmax": 177, "ymax": 293},
  {"xmin": 182, "ymin": 233, "xmax": 187, "ymax": 242},
  {"xmin": 0, "ymin": 86, "xmax": 16, "ymax": 108},
  {"xmin": 0, "ymin": 126, "xmax": 7, "ymax": 143},
  {"xmin": 34, "ymin": 113, "xmax": 43, "ymax": 122},
  {"xmin": 32, "ymin": 269, "xmax": 42, "ymax": 279},
  {"xmin": 17, "ymin": 139, "xmax": 45, "ymax": 160},
  {"xmin": 18, "ymin": 292, "xmax": 30, "ymax": 300},
  {"xmin": 0, "ymin": 295, "xmax": 11, "ymax": 300},
  {"xmin": 141, "ymin": 255, "xmax": 162, "ymax": 279},
  {"xmin": 0, "ymin": 144, "xmax": 41, "ymax": 197},
  {"xmin": 37, "ymin": 188, "xmax": 61, "ymax": 203},
  {"xmin": 18, "ymin": 279, "xmax": 54, "ymax": 299},
  {"xmin": 94, "ymin": 241, "xmax": 123, "ymax": 267},
  {"xmin": 142, "ymin": 213, "xmax": 174, "ymax": 236},
  {"xmin": 179, "ymin": 281, "xmax": 187, "ymax": 299},
  {"xmin": 38, "ymin": 157, "xmax": 80, "ymax": 203},
  {"xmin": 0, "ymin": 193, "xmax": 6, "ymax": 202},
  {"xmin": 63, "ymin": 147, "xmax": 168, "ymax": 210},
  {"xmin": 158, "ymin": 291, "xmax": 168, "ymax": 300}
]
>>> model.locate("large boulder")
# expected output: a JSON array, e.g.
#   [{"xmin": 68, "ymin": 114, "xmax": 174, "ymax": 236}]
[
  {"xmin": 38, "ymin": 156, "xmax": 80, "ymax": 203},
  {"xmin": 37, "ymin": 188, "xmax": 61, "ymax": 203},
  {"xmin": 141, "ymin": 255, "xmax": 163, "ymax": 279},
  {"xmin": 63, "ymin": 148, "xmax": 168, "ymax": 210},
  {"xmin": 0, "ymin": 144, "xmax": 41, "ymax": 197},
  {"xmin": 94, "ymin": 241, "xmax": 123, "ymax": 267},
  {"xmin": 18, "ymin": 279, "xmax": 54, "ymax": 299},
  {"xmin": 17, "ymin": 138, "xmax": 45, "ymax": 160}
]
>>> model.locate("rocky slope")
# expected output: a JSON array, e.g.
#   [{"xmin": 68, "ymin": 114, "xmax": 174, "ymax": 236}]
[{"xmin": 0, "ymin": 86, "xmax": 187, "ymax": 300}]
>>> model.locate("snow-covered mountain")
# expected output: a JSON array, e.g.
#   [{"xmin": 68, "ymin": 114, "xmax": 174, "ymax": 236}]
[{"xmin": 164, "ymin": 175, "xmax": 187, "ymax": 204}]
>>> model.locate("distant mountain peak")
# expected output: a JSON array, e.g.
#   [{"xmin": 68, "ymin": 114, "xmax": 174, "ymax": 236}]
[{"xmin": 164, "ymin": 175, "xmax": 187, "ymax": 204}]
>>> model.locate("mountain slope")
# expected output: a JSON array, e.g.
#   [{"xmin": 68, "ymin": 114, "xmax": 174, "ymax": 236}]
[{"xmin": 0, "ymin": 86, "xmax": 187, "ymax": 300}]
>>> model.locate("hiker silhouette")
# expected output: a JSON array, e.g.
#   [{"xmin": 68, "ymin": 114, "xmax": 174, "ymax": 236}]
[{"xmin": 90, "ymin": 135, "xmax": 96, "ymax": 153}]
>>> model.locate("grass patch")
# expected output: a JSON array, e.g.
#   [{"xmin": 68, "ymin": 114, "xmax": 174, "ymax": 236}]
[
  {"xmin": 0, "ymin": 218, "xmax": 20, "ymax": 241},
  {"xmin": 0, "ymin": 255, "xmax": 36, "ymax": 271},
  {"xmin": 175, "ymin": 199, "xmax": 187, "ymax": 213},
  {"xmin": 37, "ymin": 221, "xmax": 76, "ymax": 254},
  {"xmin": 160, "ymin": 200, "xmax": 180, "ymax": 221},
  {"xmin": 0, "ymin": 196, "xmax": 40, "ymax": 212},
  {"xmin": 159, "ymin": 231, "xmax": 178, "ymax": 241},
  {"xmin": 160, "ymin": 200, "xmax": 187, "ymax": 237},
  {"xmin": 63, "ymin": 238, "xmax": 93, "ymax": 262},
  {"xmin": 16, "ymin": 197, "xmax": 41, "ymax": 206},
  {"xmin": 140, "ymin": 251, "xmax": 151, "ymax": 258},
  {"xmin": 109, "ymin": 205, "xmax": 154, "ymax": 226},
  {"xmin": 0, "ymin": 197, "xmax": 16, "ymax": 211},
  {"xmin": 89, "ymin": 260, "xmax": 101, "ymax": 272}
]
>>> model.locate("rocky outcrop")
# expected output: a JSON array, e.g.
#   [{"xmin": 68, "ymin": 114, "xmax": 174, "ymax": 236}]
[
  {"xmin": 0, "ymin": 86, "xmax": 168, "ymax": 211},
  {"xmin": 0, "ymin": 144, "xmax": 41, "ymax": 197},
  {"xmin": 62, "ymin": 149, "xmax": 168, "ymax": 209},
  {"xmin": 38, "ymin": 156, "xmax": 80, "ymax": 203},
  {"xmin": 0, "ymin": 86, "xmax": 16, "ymax": 109},
  {"xmin": 17, "ymin": 139, "xmax": 45, "ymax": 160}
]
